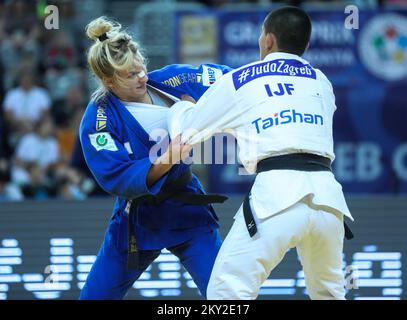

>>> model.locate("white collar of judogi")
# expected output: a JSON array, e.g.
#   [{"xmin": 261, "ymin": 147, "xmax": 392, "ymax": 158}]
[{"xmin": 264, "ymin": 52, "xmax": 309, "ymax": 65}]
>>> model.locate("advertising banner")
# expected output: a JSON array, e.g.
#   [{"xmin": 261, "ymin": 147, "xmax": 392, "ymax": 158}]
[{"xmin": 0, "ymin": 198, "xmax": 405, "ymax": 300}]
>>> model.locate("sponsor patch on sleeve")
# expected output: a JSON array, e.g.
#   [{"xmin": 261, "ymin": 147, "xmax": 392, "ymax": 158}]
[
  {"xmin": 89, "ymin": 132, "xmax": 118, "ymax": 152},
  {"xmin": 96, "ymin": 106, "xmax": 107, "ymax": 131},
  {"xmin": 202, "ymin": 65, "xmax": 223, "ymax": 87}
]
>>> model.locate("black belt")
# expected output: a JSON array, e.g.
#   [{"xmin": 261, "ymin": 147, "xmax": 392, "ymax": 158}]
[
  {"xmin": 126, "ymin": 168, "xmax": 228, "ymax": 270},
  {"xmin": 243, "ymin": 153, "xmax": 353, "ymax": 240}
]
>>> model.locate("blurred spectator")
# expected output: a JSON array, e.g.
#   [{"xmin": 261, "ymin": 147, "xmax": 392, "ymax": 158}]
[
  {"xmin": 0, "ymin": 0, "xmax": 41, "ymax": 90},
  {"xmin": 57, "ymin": 0, "xmax": 85, "ymax": 56},
  {"xmin": 2, "ymin": 70, "xmax": 51, "ymax": 149},
  {"xmin": 44, "ymin": 64, "xmax": 85, "ymax": 103},
  {"xmin": 53, "ymin": 85, "xmax": 85, "ymax": 162},
  {"xmin": 11, "ymin": 116, "xmax": 59, "ymax": 199},
  {"xmin": 15, "ymin": 116, "xmax": 59, "ymax": 169},
  {"xmin": 43, "ymin": 31, "xmax": 86, "ymax": 102},
  {"xmin": 0, "ymin": 109, "xmax": 10, "ymax": 159},
  {"xmin": 70, "ymin": 136, "xmax": 106, "ymax": 197},
  {"xmin": 0, "ymin": 157, "xmax": 23, "ymax": 201},
  {"xmin": 43, "ymin": 31, "xmax": 78, "ymax": 70},
  {"xmin": 53, "ymin": 165, "xmax": 87, "ymax": 200}
]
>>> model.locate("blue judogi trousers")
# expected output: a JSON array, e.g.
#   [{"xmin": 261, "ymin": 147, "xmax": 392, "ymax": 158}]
[{"xmin": 79, "ymin": 224, "xmax": 222, "ymax": 300}]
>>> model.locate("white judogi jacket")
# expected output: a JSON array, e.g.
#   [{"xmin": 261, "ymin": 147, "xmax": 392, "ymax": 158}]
[{"xmin": 168, "ymin": 52, "xmax": 353, "ymax": 221}]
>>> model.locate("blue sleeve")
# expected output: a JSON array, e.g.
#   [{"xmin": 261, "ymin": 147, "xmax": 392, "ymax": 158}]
[
  {"xmin": 147, "ymin": 63, "xmax": 233, "ymax": 101},
  {"xmin": 79, "ymin": 105, "xmax": 168, "ymax": 199}
]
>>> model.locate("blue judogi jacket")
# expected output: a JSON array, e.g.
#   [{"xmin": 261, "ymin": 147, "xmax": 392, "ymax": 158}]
[{"xmin": 80, "ymin": 63, "xmax": 232, "ymax": 250}]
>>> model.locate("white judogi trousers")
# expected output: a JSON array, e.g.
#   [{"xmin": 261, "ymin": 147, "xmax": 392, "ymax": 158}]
[{"xmin": 207, "ymin": 196, "xmax": 346, "ymax": 300}]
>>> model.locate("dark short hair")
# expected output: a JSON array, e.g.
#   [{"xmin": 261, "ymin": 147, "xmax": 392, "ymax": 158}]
[{"xmin": 264, "ymin": 6, "xmax": 312, "ymax": 56}]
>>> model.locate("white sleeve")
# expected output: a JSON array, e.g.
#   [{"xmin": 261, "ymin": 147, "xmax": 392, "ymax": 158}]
[
  {"xmin": 167, "ymin": 74, "xmax": 248, "ymax": 145},
  {"xmin": 316, "ymin": 69, "xmax": 336, "ymax": 111}
]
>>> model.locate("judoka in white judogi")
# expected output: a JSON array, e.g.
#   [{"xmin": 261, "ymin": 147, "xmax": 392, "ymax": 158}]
[{"xmin": 167, "ymin": 51, "xmax": 354, "ymax": 300}]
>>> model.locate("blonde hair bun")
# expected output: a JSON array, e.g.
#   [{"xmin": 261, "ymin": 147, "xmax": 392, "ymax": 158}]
[{"xmin": 86, "ymin": 16, "xmax": 121, "ymax": 42}]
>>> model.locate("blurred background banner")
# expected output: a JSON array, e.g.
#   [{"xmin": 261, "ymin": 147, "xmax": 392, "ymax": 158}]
[{"xmin": 176, "ymin": 8, "xmax": 407, "ymax": 195}]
